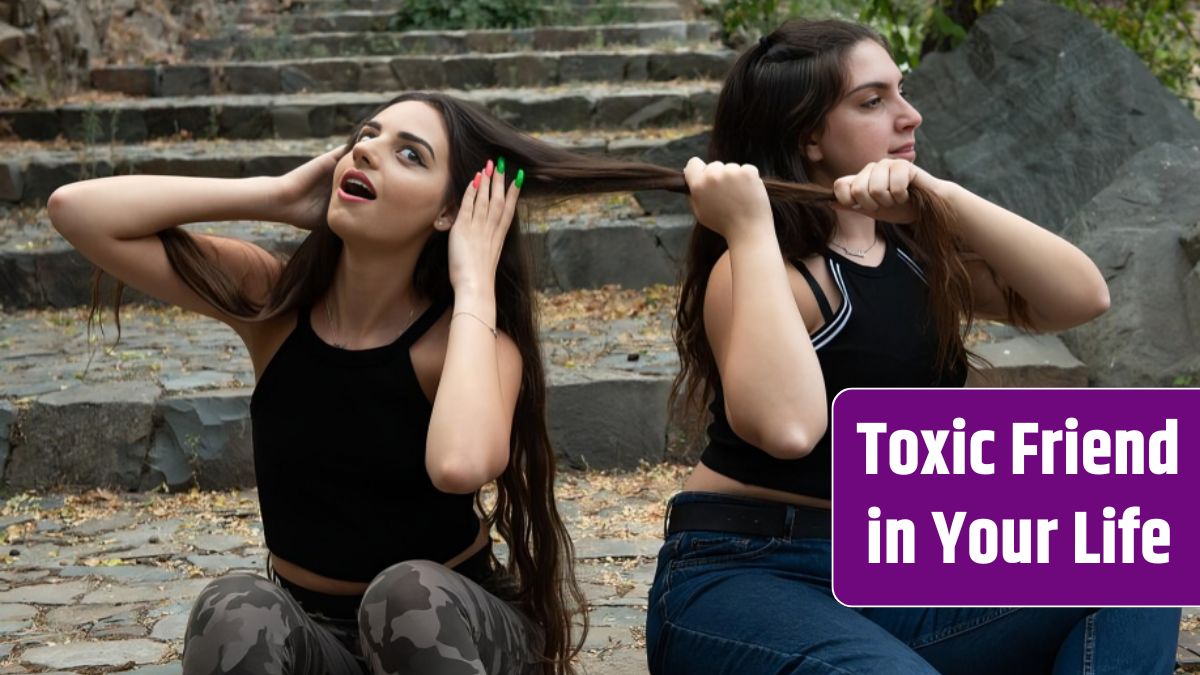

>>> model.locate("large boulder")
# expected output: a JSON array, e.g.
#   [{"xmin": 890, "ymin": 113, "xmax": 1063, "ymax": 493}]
[
  {"xmin": 907, "ymin": 0, "xmax": 1200, "ymax": 232},
  {"xmin": 1059, "ymin": 142, "xmax": 1200, "ymax": 386}
]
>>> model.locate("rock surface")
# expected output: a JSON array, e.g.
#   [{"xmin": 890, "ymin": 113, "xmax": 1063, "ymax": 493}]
[{"xmin": 908, "ymin": 0, "xmax": 1200, "ymax": 232}]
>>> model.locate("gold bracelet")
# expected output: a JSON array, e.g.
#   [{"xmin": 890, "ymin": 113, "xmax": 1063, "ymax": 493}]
[{"xmin": 452, "ymin": 311, "xmax": 497, "ymax": 338}]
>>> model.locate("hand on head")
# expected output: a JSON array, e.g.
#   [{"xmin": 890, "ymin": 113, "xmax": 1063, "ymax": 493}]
[
  {"xmin": 270, "ymin": 146, "xmax": 350, "ymax": 231},
  {"xmin": 445, "ymin": 157, "xmax": 524, "ymax": 294}
]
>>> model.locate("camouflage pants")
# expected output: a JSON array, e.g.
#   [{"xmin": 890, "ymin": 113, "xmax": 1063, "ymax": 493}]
[{"xmin": 181, "ymin": 560, "xmax": 544, "ymax": 675}]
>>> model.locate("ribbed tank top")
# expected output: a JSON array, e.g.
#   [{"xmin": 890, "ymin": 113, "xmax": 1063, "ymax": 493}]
[
  {"xmin": 701, "ymin": 241, "xmax": 968, "ymax": 499},
  {"xmin": 250, "ymin": 296, "xmax": 480, "ymax": 582}
]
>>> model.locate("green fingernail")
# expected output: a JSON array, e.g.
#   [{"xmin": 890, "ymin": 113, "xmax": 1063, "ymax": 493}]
[
  {"xmin": 514, "ymin": 168, "xmax": 524, "ymax": 189},
  {"xmin": 497, "ymin": 156, "xmax": 506, "ymax": 174}
]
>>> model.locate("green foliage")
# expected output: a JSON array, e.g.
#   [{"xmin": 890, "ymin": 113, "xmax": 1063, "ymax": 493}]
[
  {"xmin": 579, "ymin": 0, "xmax": 637, "ymax": 25},
  {"xmin": 389, "ymin": 0, "xmax": 543, "ymax": 31},
  {"xmin": 708, "ymin": 0, "xmax": 1198, "ymax": 103},
  {"xmin": 78, "ymin": 104, "xmax": 102, "ymax": 180},
  {"xmin": 1053, "ymin": 0, "xmax": 1199, "ymax": 105},
  {"xmin": 714, "ymin": 0, "xmax": 862, "ymax": 45},
  {"xmin": 857, "ymin": 0, "xmax": 927, "ymax": 71}
]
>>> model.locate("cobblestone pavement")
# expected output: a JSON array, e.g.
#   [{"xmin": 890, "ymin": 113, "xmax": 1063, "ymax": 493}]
[
  {"xmin": 0, "ymin": 464, "xmax": 688, "ymax": 674},
  {"xmin": 1, "ymin": 464, "xmax": 1198, "ymax": 674}
]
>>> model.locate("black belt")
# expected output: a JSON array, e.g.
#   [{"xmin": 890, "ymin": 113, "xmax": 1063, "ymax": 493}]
[{"xmin": 666, "ymin": 497, "xmax": 831, "ymax": 540}]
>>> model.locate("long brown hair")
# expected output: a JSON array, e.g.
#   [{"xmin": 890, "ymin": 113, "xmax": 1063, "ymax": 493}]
[
  {"xmin": 671, "ymin": 18, "xmax": 1030, "ymax": 426},
  {"xmin": 90, "ymin": 89, "xmax": 984, "ymax": 671}
]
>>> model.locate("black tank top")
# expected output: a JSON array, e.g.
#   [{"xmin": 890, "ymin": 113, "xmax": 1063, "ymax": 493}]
[
  {"xmin": 250, "ymin": 296, "xmax": 480, "ymax": 582},
  {"xmin": 701, "ymin": 241, "xmax": 968, "ymax": 499}
]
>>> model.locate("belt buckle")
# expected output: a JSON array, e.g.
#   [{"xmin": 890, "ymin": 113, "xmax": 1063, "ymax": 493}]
[{"xmin": 663, "ymin": 498, "xmax": 675, "ymax": 539}]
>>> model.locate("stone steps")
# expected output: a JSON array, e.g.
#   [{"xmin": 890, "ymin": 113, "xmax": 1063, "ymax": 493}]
[
  {"xmin": 0, "ymin": 125, "xmax": 705, "ymax": 205},
  {"xmin": 184, "ymin": 19, "xmax": 717, "ymax": 60},
  {"xmin": 284, "ymin": 0, "xmax": 658, "ymax": 11},
  {"xmin": 89, "ymin": 48, "xmax": 736, "ymax": 98},
  {"xmin": 0, "ymin": 301, "xmax": 1088, "ymax": 491},
  {"xmin": 0, "ymin": 82, "xmax": 720, "ymax": 144},
  {"xmin": 0, "ymin": 208, "xmax": 692, "ymax": 308},
  {"xmin": 0, "ymin": 288, "xmax": 679, "ymax": 489},
  {"xmin": 235, "ymin": 3, "xmax": 687, "ymax": 33}
]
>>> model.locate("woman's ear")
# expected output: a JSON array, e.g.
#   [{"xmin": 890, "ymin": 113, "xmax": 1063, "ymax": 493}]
[
  {"xmin": 803, "ymin": 133, "xmax": 824, "ymax": 164},
  {"xmin": 434, "ymin": 207, "xmax": 455, "ymax": 232}
]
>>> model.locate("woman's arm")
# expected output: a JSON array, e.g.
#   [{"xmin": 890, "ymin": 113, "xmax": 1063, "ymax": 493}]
[
  {"xmin": 833, "ymin": 159, "xmax": 1110, "ymax": 331},
  {"xmin": 426, "ymin": 164, "xmax": 524, "ymax": 494},
  {"xmin": 937, "ymin": 183, "xmax": 1109, "ymax": 331},
  {"xmin": 48, "ymin": 149, "xmax": 345, "ymax": 334},
  {"xmin": 687, "ymin": 159, "xmax": 828, "ymax": 460}
]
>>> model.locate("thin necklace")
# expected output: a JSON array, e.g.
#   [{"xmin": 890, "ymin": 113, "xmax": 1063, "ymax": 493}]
[
  {"xmin": 829, "ymin": 233, "xmax": 880, "ymax": 259},
  {"xmin": 324, "ymin": 289, "xmax": 417, "ymax": 350}
]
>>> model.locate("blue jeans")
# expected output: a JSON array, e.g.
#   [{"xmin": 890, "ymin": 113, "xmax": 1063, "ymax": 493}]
[{"xmin": 646, "ymin": 492, "xmax": 1181, "ymax": 675}]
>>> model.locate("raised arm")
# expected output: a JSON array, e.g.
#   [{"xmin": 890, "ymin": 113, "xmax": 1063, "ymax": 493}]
[
  {"xmin": 938, "ymin": 183, "xmax": 1109, "ymax": 331},
  {"xmin": 832, "ymin": 159, "xmax": 1110, "ymax": 332},
  {"xmin": 426, "ymin": 164, "xmax": 524, "ymax": 494},
  {"xmin": 687, "ymin": 158, "xmax": 828, "ymax": 460},
  {"xmin": 47, "ymin": 149, "xmax": 345, "ymax": 335}
]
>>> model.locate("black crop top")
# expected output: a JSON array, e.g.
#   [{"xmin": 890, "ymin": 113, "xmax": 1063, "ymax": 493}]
[
  {"xmin": 250, "ymin": 296, "xmax": 480, "ymax": 582},
  {"xmin": 701, "ymin": 241, "xmax": 968, "ymax": 499}
]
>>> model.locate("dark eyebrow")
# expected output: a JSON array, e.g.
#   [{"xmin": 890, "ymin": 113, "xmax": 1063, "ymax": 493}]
[
  {"xmin": 846, "ymin": 78, "xmax": 904, "ymax": 96},
  {"xmin": 360, "ymin": 120, "xmax": 437, "ymax": 162}
]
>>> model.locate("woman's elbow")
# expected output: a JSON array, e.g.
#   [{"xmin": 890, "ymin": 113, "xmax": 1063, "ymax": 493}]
[
  {"xmin": 760, "ymin": 425, "xmax": 820, "ymax": 460},
  {"xmin": 1088, "ymin": 284, "xmax": 1111, "ymax": 321},
  {"xmin": 1045, "ymin": 285, "xmax": 1110, "ymax": 331},
  {"xmin": 1075, "ymin": 267, "xmax": 1111, "ymax": 323},
  {"xmin": 47, "ymin": 186, "xmax": 74, "ymax": 234},
  {"xmin": 429, "ymin": 462, "xmax": 486, "ymax": 495},
  {"xmin": 427, "ymin": 449, "xmax": 507, "ymax": 495},
  {"xmin": 731, "ymin": 415, "xmax": 824, "ymax": 460}
]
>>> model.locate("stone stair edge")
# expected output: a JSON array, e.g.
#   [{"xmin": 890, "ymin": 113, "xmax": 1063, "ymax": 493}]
[
  {"xmin": 93, "ymin": 45, "xmax": 738, "ymax": 72},
  {"xmin": 86, "ymin": 50, "xmax": 736, "ymax": 98},
  {"xmin": 0, "ymin": 210, "xmax": 696, "ymax": 309},
  {"xmin": 0, "ymin": 335, "xmax": 1091, "ymax": 490},
  {"xmin": 0, "ymin": 331, "xmax": 1094, "ymax": 492},
  {"xmin": 184, "ymin": 20, "xmax": 717, "ymax": 60},
  {"xmin": 0, "ymin": 126, "xmax": 705, "ymax": 205},
  {"xmin": 6, "ymin": 81, "xmax": 722, "ymax": 112},
  {"xmin": 0, "ymin": 124, "xmax": 706, "ymax": 157},
  {"xmin": 194, "ymin": 18, "xmax": 714, "ymax": 40},
  {"xmin": 1, "ymin": 210, "xmax": 694, "ymax": 248},
  {"xmin": 0, "ymin": 85, "xmax": 720, "ymax": 166},
  {"xmin": 184, "ymin": 19, "xmax": 718, "ymax": 47},
  {"xmin": 252, "ymin": 2, "xmax": 689, "ymax": 31}
]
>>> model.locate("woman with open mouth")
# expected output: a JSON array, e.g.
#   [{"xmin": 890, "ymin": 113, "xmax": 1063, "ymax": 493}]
[{"xmin": 47, "ymin": 91, "xmax": 694, "ymax": 675}]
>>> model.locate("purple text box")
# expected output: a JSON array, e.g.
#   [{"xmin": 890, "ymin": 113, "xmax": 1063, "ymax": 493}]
[{"xmin": 832, "ymin": 388, "xmax": 1197, "ymax": 606}]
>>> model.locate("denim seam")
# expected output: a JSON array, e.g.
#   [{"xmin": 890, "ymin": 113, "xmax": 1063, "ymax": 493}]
[
  {"xmin": 659, "ymin": 619, "xmax": 861, "ymax": 675},
  {"xmin": 669, "ymin": 537, "xmax": 782, "ymax": 570},
  {"xmin": 1081, "ymin": 612, "xmax": 1096, "ymax": 675},
  {"xmin": 907, "ymin": 607, "xmax": 1021, "ymax": 650}
]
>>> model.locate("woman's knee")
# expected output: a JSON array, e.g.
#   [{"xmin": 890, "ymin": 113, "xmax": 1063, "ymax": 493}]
[
  {"xmin": 360, "ymin": 560, "xmax": 469, "ymax": 634},
  {"xmin": 182, "ymin": 574, "xmax": 300, "ymax": 675},
  {"xmin": 359, "ymin": 560, "xmax": 480, "ymax": 667}
]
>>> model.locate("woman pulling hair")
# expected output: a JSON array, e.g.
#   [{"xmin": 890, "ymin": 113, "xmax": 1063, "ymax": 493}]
[
  {"xmin": 48, "ymin": 92, "xmax": 685, "ymax": 675},
  {"xmin": 646, "ymin": 18, "xmax": 1181, "ymax": 675}
]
